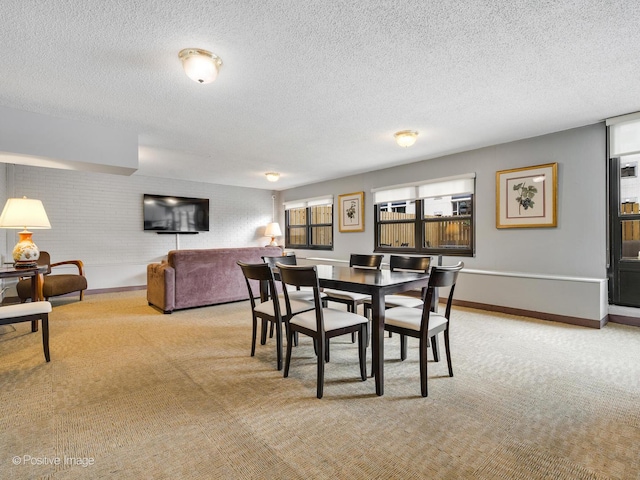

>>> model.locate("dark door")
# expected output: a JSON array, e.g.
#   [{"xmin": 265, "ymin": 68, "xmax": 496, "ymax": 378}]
[{"xmin": 609, "ymin": 156, "xmax": 640, "ymax": 306}]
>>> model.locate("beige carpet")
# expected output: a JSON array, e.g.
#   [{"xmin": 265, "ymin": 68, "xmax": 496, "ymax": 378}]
[{"xmin": 1, "ymin": 291, "xmax": 639, "ymax": 479}]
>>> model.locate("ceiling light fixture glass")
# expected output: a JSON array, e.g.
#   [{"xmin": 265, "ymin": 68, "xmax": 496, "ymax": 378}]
[
  {"xmin": 178, "ymin": 48, "xmax": 223, "ymax": 84},
  {"xmin": 394, "ymin": 130, "xmax": 419, "ymax": 147},
  {"xmin": 265, "ymin": 172, "xmax": 280, "ymax": 182}
]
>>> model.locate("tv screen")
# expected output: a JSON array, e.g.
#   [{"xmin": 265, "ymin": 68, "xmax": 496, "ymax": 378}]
[{"xmin": 143, "ymin": 194, "xmax": 210, "ymax": 233}]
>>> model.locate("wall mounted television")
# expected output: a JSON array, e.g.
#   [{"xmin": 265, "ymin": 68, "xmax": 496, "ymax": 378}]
[{"xmin": 143, "ymin": 194, "xmax": 210, "ymax": 233}]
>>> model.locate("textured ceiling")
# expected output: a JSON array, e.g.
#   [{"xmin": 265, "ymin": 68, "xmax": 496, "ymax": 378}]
[{"xmin": 1, "ymin": 0, "xmax": 640, "ymax": 190}]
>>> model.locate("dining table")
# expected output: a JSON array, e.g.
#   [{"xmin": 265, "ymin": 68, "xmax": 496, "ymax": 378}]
[{"xmin": 305, "ymin": 264, "xmax": 430, "ymax": 396}]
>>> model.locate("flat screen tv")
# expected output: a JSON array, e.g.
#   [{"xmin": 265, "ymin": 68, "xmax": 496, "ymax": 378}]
[{"xmin": 143, "ymin": 194, "xmax": 209, "ymax": 233}]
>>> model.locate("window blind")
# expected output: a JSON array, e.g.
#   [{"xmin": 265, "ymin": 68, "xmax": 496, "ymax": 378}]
[
  {"xmin": 372, "ymin": 173, "xmax": 475, "ymax": 204},
  {"xmin": 284, "ymin": 195, "xmax": 333, "ymax": 210},
  {"xmin": 607, "ymin": 112, "xmax": 640, "ymax": 157}
]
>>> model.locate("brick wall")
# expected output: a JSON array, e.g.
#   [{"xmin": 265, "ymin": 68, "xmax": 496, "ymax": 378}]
[{"xmin": 4, "ymin": 164, "xmax": 275, "ymax": 289}]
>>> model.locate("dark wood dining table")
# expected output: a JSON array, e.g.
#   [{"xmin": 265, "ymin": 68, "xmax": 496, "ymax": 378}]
[{"xmin": 311, "ymin": 264, "xmax": 430, "ymax": 396}]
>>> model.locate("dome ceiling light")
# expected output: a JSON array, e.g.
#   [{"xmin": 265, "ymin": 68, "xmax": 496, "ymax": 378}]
[
  {"xmin": 394, "ymin": 130, "xmax": 419, "ymax": 147},
  {"xmin": 178, "ymin": 48, "xmax": 222, "ymax": 84}
]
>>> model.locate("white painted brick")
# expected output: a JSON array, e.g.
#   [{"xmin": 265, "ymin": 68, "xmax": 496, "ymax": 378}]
[{"xmin": 4, "ymin": 165, "xmax": 275, "ymax": 289}]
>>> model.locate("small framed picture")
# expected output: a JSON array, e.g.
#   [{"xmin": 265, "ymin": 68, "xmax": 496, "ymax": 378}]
[
  {"xmin": 338, "ymin": 191, "xmax": 365, "ymax": 232},
  {"xmin": 496, "ymin": 163, "xmax": 558, "ymax": 228}
]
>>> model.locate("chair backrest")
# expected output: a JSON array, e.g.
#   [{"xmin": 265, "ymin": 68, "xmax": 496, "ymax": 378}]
[
  {"xmin": 38, "ymin": 251, "xmax": 52, "ymax": 275},
  {"xmin": 349, "ymin": 254, "xmax": 383, "ymax": 269},
  {"xmin": 237, "ymin": 261, "xmax": 279, "ymax": 314},
  {"xmin": 389, "ymin": 255, "xmax": 431, "ymax": 273},
  {"xmin": 262, "ymin": 254, "xmax": 297, "ymax": 268},
  {"xmin": 277, "ymin": 263, "xmax": 325, "ymax": 331},
  {"xmin": 421, "ymin": 262, "xmax": 464, "ymax": 332}
]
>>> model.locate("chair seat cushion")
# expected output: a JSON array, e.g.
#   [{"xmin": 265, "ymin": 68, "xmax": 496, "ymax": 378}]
[
  {"xmin": 384, "ymin": 307, "xmax": 448, "ymax": 333},
  {"xmin": 364, "ymin": 295, "xmax": 423, "ymax": 309},
  {"xmin": 254, "ymin": 297, "xmax": 314, "ymax": 317},
  {"xmin": 290, "ymin": 307, "xmax": 367, "ymax": 332},
  {"xmin": 323, "ymin": 289, "xmax": 370, "ymax": 302},
  {"xmin": 0, "ymin": 301, "xmax": 52, "ymax": 319},
  {"xmin": 17, "ymin": 274, "xmax": 87, "ymax": 300}
]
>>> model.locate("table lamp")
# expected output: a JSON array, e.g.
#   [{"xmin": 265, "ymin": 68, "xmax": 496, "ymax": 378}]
[
  {"xmin": 264, "ymin": 222, "xmax": 282, "ymax": 247},
  {"xmin": 0, "ymin": 196, "xmax": 51, "ymax": 268}
]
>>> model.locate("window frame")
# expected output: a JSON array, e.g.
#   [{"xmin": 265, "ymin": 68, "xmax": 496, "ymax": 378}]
[
  {"xmin": 373, "ymin": 176, "xmax": 475, "ymax": 256},
  {"xmin": 285, "ymin": 203, "xmax": 333, "ymax": 251},
  {"xmin": 374, "ymin": 198, "xmax": 474, "ymax": 256}
]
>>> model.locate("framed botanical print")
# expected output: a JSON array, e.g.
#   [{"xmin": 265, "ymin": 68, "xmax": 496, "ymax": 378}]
[
  {"xmin": 496, "ymin": 163, "xmax": 558, "ymax": 228},
  {"xmin": 338, "ymin": 191, "xmax": 364, "ymax": 232}
]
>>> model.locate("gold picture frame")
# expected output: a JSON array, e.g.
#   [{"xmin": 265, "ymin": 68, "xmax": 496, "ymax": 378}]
[
  {"xmin": 338, "ymin": 191, "xmax": 365, "ymax": 232},
  {"xmin": 496, "ymin": 163, "xmax": 558, "ymax": 228}
]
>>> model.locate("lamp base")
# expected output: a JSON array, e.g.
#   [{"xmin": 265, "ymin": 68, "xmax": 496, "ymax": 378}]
[
  {"xmin": 268, "ymin": 237, "xmax": 278, "ymax": 247},
  {"xmin": 12, "ymin": 230, "xmax": 41, "ymax": 269}
]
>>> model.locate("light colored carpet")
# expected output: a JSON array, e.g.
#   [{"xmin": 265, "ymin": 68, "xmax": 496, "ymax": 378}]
[{"xmin": 0, "ymin": 290, "xmax": 639, "ymax": 479}]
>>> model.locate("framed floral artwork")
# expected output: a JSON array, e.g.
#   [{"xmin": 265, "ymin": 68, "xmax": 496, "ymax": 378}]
[
  {"xmin": 338, "ymin": 191, "xmax": 364, "ymax": 232},
  {"xmin": 496, "ymin": 163, "xmax": 558, "ymax": 228}
]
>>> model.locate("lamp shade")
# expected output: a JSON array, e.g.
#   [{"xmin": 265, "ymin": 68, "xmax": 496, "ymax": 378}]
[
  {"xmin": 264, "ymin": 222, "xmax": 282, "ymax": 238},
  {"xmin": 0, "ymin": 197, "xmax": 51, "ymax": 229}
]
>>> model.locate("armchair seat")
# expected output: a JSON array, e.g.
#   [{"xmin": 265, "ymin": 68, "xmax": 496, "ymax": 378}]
[{"xmin": 16, "ymin": 252, "xmax": 87, "ymax": 302}]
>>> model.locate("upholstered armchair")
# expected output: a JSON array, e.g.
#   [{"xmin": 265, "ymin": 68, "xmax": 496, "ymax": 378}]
[{"xmin": 16, "ymin": 251, "xmax": 87, "ymax": 302}]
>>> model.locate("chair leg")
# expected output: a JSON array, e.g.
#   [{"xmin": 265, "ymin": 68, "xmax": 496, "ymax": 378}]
[
  {"xmin": 400, "ymin": 334, "xmax": 408, "ymax": 361},
  {"xmin": 317, "ymin": 337, "xmax": 325, "ymax": 399},
  {"xmin": 251, "ymin": 315, "xmax": 258, "ymax": 357},
  {"xmin": 325, "ymin": 338, "xmax": 330, "ymax": 363},
  {"xmin": 431, "ymin": 334, "xmax": 440, "ymax": 362},
  {"xmin": 420, "ymin": 336, "xmax": 429, "ymax": 397},
  {"xmin": 351, "ymin": 302, "xmax": 357, "ymax": 343},
  {"xmin": 284, "ymin": 328, "xmax": 294, "ymax": 378},
  {"xmin": 275, "ymin": 320, "xmax": 283, "ymax": 371},
  {"xmin": 358, "ymin": 324, "xmax": 367, "ymax": 381},
  {"xmin": 269, "ymin": 321, "xmax": 275, "ymax": 338},
  {"xmin": 80, "ymin": 290, "xmax": 84, "ymax": 301},
  {"xmin": 260, "ymin": 318, "xmax": 268, "ymax": 345},
  {"xmin": 444, "ymin": 329, "xmax": 453, "ymax": 377},
  {"xmin": 42, "ymin": 314, "xmax": 50, "ymax": 362}
]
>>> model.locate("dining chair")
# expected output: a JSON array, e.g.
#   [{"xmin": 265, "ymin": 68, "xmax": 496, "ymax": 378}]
[
  {"xmin": 237, "ymin": 261, "xmax": 314, "ymax": 371},
  {"xmin": 277, "ymin": 263, "xmax": 368, "ymax": 399},
  {"xmin": 262, "ymin": 254, "xmax": 328, "ymax": 304},
  {"xmin": 323, "ymin": 254, "xmax": 383, "ymax": 344},
  {"xmin": 363, "ymin": 255, "xmax": 432, "ymax": 319},
  {"xmin": 323, "ymin": 254, "xmax": 383, "ymax": 313},
  {"xmin": 383, "ymin": 261, "xmax": 463, "ymax": 397}
]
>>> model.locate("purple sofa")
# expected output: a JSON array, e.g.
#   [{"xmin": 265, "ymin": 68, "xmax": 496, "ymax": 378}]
[{"xmin": 147, "ymin": 246, "xmax": 282, "ymax": 313}]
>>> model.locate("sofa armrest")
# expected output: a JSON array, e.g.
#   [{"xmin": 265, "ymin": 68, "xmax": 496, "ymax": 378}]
[{"xmin": 147, "ymin": 262, "xmax": 176, "ymax": 313}]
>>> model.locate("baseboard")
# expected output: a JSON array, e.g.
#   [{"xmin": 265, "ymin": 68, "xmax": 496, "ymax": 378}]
[
  {"xmin": 607, "ymin": 314, "xmax": 640, "ymax": 327},
  {"xmin": 451, "ymin": 299, "xmax": 607, "ymax": 329},
  {"xmin": 85, "ymin": 285, "xmax": 147, "ymax": 295},
  {"xmin": 2, "ymin": 285, "xmax": 147, "ymax": 305}
]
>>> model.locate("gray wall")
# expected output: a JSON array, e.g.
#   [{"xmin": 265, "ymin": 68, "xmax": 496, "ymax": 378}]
[
  {"xmin": 0, "ymin": 122, "xmax": 608, "ymax": 322},
  {"xmin": 282, "ymin": 123, "xmax": 608, "ymax": 322}
]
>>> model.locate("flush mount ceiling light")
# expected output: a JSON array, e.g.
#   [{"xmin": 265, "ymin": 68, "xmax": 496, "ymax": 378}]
[
  {"xmin": 178, "ymin": 48, "xmax": 222, "ymax": 84},
  {"xmin": 394, "ymin": 130, "xmax": 419, "ymax": 148},
  {"xmin": 265, "ymin": 172, "xmax": 280, "ymax": 182}
]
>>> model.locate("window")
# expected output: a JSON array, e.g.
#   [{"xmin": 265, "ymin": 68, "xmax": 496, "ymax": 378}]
[
  {"xmin": 373, "ymin": 174, "xmax": 475, "ymax": 256},
  {"xmin": 284, "ymin": 196, "xmax": 333, "ymax": 250}
]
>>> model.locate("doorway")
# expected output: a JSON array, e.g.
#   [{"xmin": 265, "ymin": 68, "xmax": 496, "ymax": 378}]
[{"xmin": 609, "ymin": 155, "xmax": 640, "ymax": 306}]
